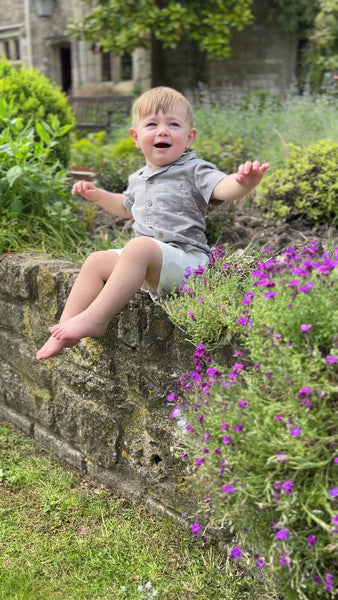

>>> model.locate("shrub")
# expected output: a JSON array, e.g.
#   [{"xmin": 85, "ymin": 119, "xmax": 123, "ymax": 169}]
[
  {"xmin": 256, "ymin": 140, "xmax": 338, "ymax": 225},
  {"xmin": 0, "ymin": 99, "xmax": 89, "ymax": 256},
  {"xmin": 193, "ymin": 132, "xmax": 244, "ymax": 174},
  {"xmin": 0, "ymin": 59, "xmax": 74, "ymax": 167},
  {"xmin": 167, "ymin": 243, "xmax": 337, "ymax": 600}
]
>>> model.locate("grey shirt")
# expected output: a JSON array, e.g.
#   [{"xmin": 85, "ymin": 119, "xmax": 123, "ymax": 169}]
[{"xmin": 123, "ymin": 151, "xmax": 227, "ymax": 254}]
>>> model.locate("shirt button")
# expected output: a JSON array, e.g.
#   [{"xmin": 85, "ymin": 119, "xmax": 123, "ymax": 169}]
[
  {"xmin": 158, "ymin": 232, "xmax": 164, "ymax": 240},
  {"xmin": 147, "ymin": 200, "xmax": 152, "ymax": 206}
]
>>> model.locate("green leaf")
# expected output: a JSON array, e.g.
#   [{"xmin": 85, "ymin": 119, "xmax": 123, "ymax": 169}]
[
  {"xmin": 35, "ymin": 121, "xmax": 51, "ymax": 145},
  {"xmin": 6, "ymin": 165, "xmax": 22, "ymax": 188}
]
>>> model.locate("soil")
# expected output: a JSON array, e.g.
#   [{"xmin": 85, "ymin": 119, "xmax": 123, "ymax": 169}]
[{"xmin": 87, "ymin": 199, "xmax": 337, "ymax": 255}]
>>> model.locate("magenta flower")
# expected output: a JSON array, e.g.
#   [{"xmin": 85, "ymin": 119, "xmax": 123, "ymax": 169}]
[
  {"xmin": 276, "ymin": 453, "xmax": 288, "ymax": 462},
  {"xmin": 313, "ymin": 576, "xmax": 321, "ymax": 584},
  {"xmin": 222, "ymin": 436, "xmax": 232, "ymax": 445},
  {"xmin": 275, "ymin": 528, "xmax": 290, "ymax": 540},
  {"xmin": 332, "ymin": 515, "xmax": 338, "ymax": 525},
  {"xmin": 220, "ymin": 423, "xmax": 229, "ymax": 430},
  {"xmin": 169, "ymin": 406, "xmax": 181, "ymax": 419},
  {"xmin": 237, "ymin": 317, "xmax": 246, "ymax": 325},
  {"xmin": 264, "ymin": 291, "xmax": 278, "ymax": 299},
  {"xmin": 187, "ymin": 311, "xmax": 196, "ymax": 321},
  {"xmin": 329, "ymin": 487, "xmax": 338, "ymax": 497},
  {"xmin": 238, "ymin": 399, "xmax": 248, "ymax": 409},
  {"xmin": 195, "ymin": 457, "xmax": 205, "ymax": 469},
  {"xmin": 222, "ymin": 484, "xmax": 235, "ymax": 494},
  {"xmin": 191, "ymin": 522, "xmax": 201, "ymax": 536},
  {"xmin": 255, "ymin": 556, "xmax": 266, "ymax": 569},
  {"xmin": 324, "ymin": 573, "xmax": 333, "ymax": 592},
  {"xmin": 298, "ymin": 386, "xmax": 313, "ymax": 398},
  {"xmin": 308, "ymin": 535, "xmax": 316, "ymax": 547},
  {"xmin": 279, "ymin": 551, "xmax": 291, "ymax": 567},
  {"xmin": 281, "ymin": 481, "xmax": 294, "ymax": 495},
  {"xmin": 234, "ymin": 424, "xmax": 243, "ymax": 432},
  {"xmin": 290, "ymin": 426, "xmax": 302, "ymax": 437},
  {"xmin": 300, "ymin": 323, "xmax": 312, "ymax": 332},
  {"xmin": 299, "ymin": 281, "xmax": 315, "ymax": 293},
  {"xmin": 229, "ymin": 546, "xmax": 242, "ymax": 559},
  {"xmin": 326, "ymin": 355, "xmax": 338, "ymax": 364}
]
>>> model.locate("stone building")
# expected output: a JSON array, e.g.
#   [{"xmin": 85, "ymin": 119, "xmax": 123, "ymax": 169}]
[{"xmin": 0, "ymin": 0, "xmax": 300, "ymax": 97}]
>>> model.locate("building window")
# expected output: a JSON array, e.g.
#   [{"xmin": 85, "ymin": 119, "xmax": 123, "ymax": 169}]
[
  {"xmin": 102, "ymin": 52, "xmax": 112, "ymax": 81},
  {"xmin": 121, "ymin": 52, "xmax": 132, "ymax": 80}
]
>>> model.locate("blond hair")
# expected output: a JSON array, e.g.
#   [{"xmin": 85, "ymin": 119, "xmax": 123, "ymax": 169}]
[{"xmin": 132, "ymin": 86, "xmax": 194, "ymax": 128}]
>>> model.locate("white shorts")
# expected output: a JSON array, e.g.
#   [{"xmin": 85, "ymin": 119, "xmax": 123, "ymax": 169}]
[{"xmin": 111, "ymin": 238, "xmax": 208, "ymax": 299}]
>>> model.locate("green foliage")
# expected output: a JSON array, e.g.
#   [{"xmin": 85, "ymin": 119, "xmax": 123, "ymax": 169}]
[
  {"xmin": 256, "ymin": 140, "xmax": 338, "ymax": 224},
  {"xmin": 162, "ymin": 248, "xmax": 254, "ymax": 349},
  {"xmin": 0, "ymin": 424, "xmax": 273, "ymax": 600},
  {"xmin": 0, "ymin": 59, "xmax": 74, "ymax": 167},
  {"xmin": 167, "ymin": 243, "xmax": 337, "ymax": 600},
  {"xmin": 193, "ymin": 133, "xmax": 244, "ymax": 175},
  {"xmin": 0, "ymin": 99, "xmax": 89, "ymax": 256},
  {"xmin": 304, "ymin": 0, "xmax": 338, "ymax": 92},
  {"xmin": 68, "ymin": 0, "xmax": 254, "ymax": 58}
]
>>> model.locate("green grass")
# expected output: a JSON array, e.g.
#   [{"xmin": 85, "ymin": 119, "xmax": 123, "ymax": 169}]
[{"xmin": 0, "ymin": 424, "xmax": 277, "ymax": 600}]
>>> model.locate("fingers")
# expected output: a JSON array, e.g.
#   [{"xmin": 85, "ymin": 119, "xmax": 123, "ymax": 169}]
[{"xmin": 71, "ymin": 180, "xmax": 96, "ymax": 196}]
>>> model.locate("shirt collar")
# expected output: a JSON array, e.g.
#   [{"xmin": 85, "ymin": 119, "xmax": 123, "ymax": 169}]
[{"xmin": 139, "ymin": 151, "xmax": 196, "ymax": 178}]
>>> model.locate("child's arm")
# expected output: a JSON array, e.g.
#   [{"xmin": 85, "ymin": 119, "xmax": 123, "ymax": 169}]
[
  {"xmin": 211, "ymin": 160, "xmax": 270, "ymax": 203},
  {"xmin": 71, "ymin": 180, "xmax": 132, "ymax": 219}
]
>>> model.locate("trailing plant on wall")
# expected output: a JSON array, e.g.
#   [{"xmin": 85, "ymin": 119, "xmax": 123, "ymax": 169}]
[{"xmin": 166, "ymin": 243, "xmax": 337, "ymax": 600}]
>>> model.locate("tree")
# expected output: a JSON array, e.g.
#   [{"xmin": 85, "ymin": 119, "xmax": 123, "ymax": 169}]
[{"xmin": 68, "ymin": 0, "xmax": 254, "ymax": 58}]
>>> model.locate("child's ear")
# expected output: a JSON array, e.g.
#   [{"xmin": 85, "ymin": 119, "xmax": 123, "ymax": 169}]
[
  {"xmin": 186, "ymin": 128, "xmax": 197, "ymax": 148},
  {"xmin": 130, "ymin": 127, "xmax": 140, "ymax": 147}
]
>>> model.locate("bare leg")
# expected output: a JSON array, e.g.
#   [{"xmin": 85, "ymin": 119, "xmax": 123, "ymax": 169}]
[
  {"xmin": 36, "ymin": 250, "xmax": 120, "ymax": 360},
  {"xmin": 49, "ymin": 238, "xmax": 162, "ymax": 342}
]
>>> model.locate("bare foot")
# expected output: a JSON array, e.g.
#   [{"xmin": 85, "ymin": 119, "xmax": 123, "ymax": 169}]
[
  {"xmin": 36, "ymin": 335, "xmax": 78, "ymax": 360},
  {"xmin": 49, "ymin": 309, "xmax": 109, "ymax": 341}
]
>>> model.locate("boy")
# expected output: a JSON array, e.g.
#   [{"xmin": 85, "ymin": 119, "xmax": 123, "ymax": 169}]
[{"xmin": 37, "ymin": 86, "xmax": 269, "ymax": 360}]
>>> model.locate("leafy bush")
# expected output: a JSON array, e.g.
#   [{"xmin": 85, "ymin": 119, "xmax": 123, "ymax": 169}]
[
  {"xmin": 167, "ymin": 243, "xmax": 337, "ymax": 600},
  {"xmin": 256, "ymin": 140, "xmax": 338, "ymax": 225},
  {"xmin": 0, "ymin": 99, "xmax": 89, "ymax": 256},
  {"xmin": 0, "ymin": 59, "xmax": 74, "ymax": 167},
  {"xmin": 193, "ymin": 132, "xmax": 244, "ymax": 174}
]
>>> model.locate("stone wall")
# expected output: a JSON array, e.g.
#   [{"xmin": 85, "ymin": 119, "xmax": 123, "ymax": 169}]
[{"xmin": 0, "ymin": 252, "xmax": 213, "ymax": 520}]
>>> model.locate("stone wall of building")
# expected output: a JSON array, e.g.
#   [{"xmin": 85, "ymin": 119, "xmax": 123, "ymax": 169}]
[{"xmin": 0, "ymin": 252, "xmax": 223, "ymax": 519}]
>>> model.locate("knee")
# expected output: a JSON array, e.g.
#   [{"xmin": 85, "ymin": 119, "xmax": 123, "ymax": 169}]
[{"xmin": 83, "ymin": 250, "xmax": 109, "ymax": 269}]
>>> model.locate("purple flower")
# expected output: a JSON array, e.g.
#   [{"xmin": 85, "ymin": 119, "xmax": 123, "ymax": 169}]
[
  {"xmin": 298, "ymin": 281, "xmax": 315, "ymax": 293},
  {"xmin": 255, "ymin": 556, "xmax": 266, "ymax": 569},
  {"xmin": 222, "ymin": 484, "xmax": 235, "ymax": 494},
  {"xmin": 238, "ymin": 399, "xmax": 248, "ymax": 409},
  {"xmin": 326, "ymin": 355, "xmax": 338, "ymax": 364},
  {"xmin": 290, "ymin": 426, "xmax": 302, "ymax": 437},
  {"xmin": 287, "ymin": 279, "xmax": 301, "ymax": 288},
  {"xmin": 332, "ymin": 515, "xmax": 338, "ymax": 525},
  {"xmin": 195, "ymin": 457, "xmax": 205, "ymax": 469},
  {"xmin": 234, "ymin": 424, "xmax": 243, "ymax": 432},
  {"xmin": 191, "ymin": 522, "xmax": 201, "ymax": 536},
  {"xmin": 234, "ymin": 350, "xmax": 243, "ymax": 357},
  {"xmin": 187, "ymin": 311, "xmax": 196, "ymax": 321},
  {"xmin": 313, "ymin": 576, "xmax": 321, "ymax": 584},
  {"xmin": 168, "ymin": 392, "xmax": 178, "ymax": 403},
  {"xmin": 279, "ymin": 551, "xmax": 291, "ymax": 567},
  {"xmin": 324, "ymin": 573, "xmax": 334, "ymax": 592},
  {"xmin": 275, "ymin": 528, "xmax": 290, "ymax": 540},
  {"xmin": 265, "ymin": 371, "xmax": 273, "ymax": 378},
  {"xmin": 307, "ymin": 535, "xmax": 316, "ymax": 547},
  {"xmin": 222, "ymin": 436, "xmax": 232, "ymax": 445},
  {"xmin": 300, "ymin": 324, "xmax": 312, "ymax": 333},
  {"xmin": 275, "ymin": 414, "xmax": 284, "ymax": 421},
  {"xmin": 298, "ymin": 386, "xmax": 313, "ymax": 398},
  {"xmin": 220, "ymin": 423, "xmax": 229, "ymax": 430},
  {"xmin": 264, "ymin": 291, "xmax": 278, "ymax": 299},
  {"xmin": 229, "ymin": 546, "xmax": 242, "ymax": 559},
  {"xmin": 237, "ymin": 317, "xmax": 246, "ymax": 325},
  {"xmin": 281, "ymin": 481, "xmax": 294, "ymax": 495},
  {"xmin": 329, "ymin": 487, "xmax": 338, "ymax": 497},
  {"xmin": 170, "ymin": 406, "xmax": 181, "ymax": 419},
  {"xmin": 203, "ymin": 432, "xmax": 211, "ymax": 441},
  {"xmin": 276, "ymin": 453, "xmax": 288, "ymax": 462}
]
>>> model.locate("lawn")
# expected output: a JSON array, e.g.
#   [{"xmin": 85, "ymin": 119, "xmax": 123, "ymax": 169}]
[{"xmin": 0, "ymin": 423, "xmax": 277, "ymax": 600}]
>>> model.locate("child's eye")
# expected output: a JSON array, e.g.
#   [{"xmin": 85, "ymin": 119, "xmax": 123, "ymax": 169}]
[
  {"xmin": 145, "ymin": 122, "xmax": 157, "ymax": 127},
  {"xmin": 170, "ymin": 122, "xmax": 180, "ymax": 127}
]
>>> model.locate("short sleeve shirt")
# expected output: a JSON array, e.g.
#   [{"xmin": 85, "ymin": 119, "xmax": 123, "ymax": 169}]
[{"xmin": 123, "ymin": 151, "xmax": 227, "ymax": 254}]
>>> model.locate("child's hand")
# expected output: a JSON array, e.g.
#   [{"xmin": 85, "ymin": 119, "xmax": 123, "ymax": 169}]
[
  {"xmin": 71, "ymin": 180, "xmax": 98, "ymax": 201},
  {"xmin": 235, "ymin": 161, "xmax": 270, "ymax": 188}
]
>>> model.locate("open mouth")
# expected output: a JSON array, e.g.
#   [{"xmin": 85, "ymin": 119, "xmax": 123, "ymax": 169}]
[{"xmin": 154, "ymin": 143, "xmax": 171, "ymax": 148}]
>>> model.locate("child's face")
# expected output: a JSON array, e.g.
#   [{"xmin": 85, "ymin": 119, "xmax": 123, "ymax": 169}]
[{"xmin": 130, "ymin": 102, "xmax": 196, "ymax": 171}]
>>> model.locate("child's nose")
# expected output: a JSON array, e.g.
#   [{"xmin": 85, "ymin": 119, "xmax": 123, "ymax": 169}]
[{"xmin": 157, "ymin": 123, "xmax": 170, "ymax": 135}]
